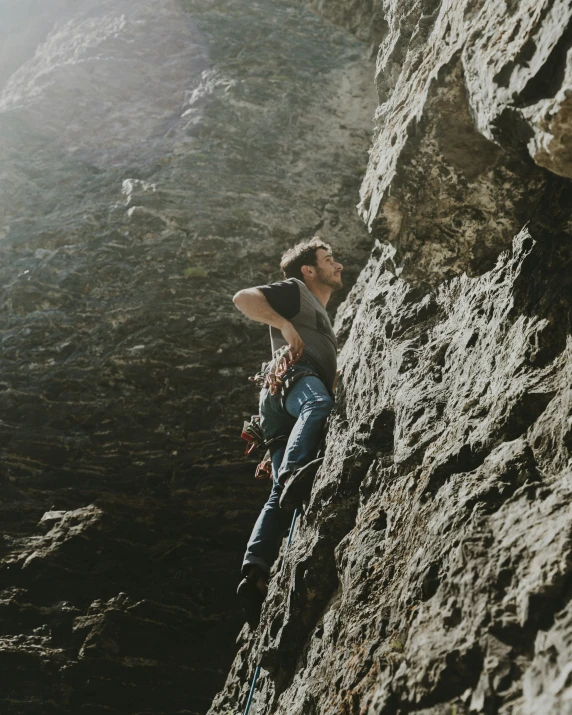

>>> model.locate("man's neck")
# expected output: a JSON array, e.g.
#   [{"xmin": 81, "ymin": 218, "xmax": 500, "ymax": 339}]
[{"xmin": 303, "ymin": 280, "xmax": 332, "ymax": 308}]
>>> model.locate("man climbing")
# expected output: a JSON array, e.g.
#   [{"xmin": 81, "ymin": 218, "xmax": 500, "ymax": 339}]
[{"xmin": 233, "ymin": 237, "xmax": 343, "ymax": 626}]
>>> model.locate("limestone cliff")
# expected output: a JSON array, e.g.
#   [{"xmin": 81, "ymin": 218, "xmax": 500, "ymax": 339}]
[
  {"xmin": 209, "ymin": 0, "xmax": 572, "ymax": 713},
  {"xmin": 0, "ymin": 1, "xmax": 375, "ymax": 713},
  {"xmin": 1, "ymin": 0, "xmax": 571, "ymax": 712}
]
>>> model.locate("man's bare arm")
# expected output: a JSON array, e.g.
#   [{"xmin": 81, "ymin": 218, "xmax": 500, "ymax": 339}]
[{"xmin": 233, "ymin": 288, "xmax": 304, "ymax": 358}]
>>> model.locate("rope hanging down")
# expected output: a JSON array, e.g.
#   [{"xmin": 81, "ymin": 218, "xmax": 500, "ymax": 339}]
[{"xmin": 243, "ymin": 508, "xmax": 299, "ymax": 715}]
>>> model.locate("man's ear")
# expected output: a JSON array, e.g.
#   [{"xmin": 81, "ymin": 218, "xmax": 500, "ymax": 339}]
[{"xmin": 300, "ymin": 264, "xmax": 314, "ymax": 279}]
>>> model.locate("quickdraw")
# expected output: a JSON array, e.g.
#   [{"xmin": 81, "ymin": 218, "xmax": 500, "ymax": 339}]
[
  {"xmin": 241, "ymin": 415, "xmax": 286, "ymax": 480},
  {"xmin": 241, "ymin": 415, "xmax": 285, "ymax": 452},
  {"xmin": 254, "ymin": 456, "xmax": 272, "ymax": 480},
  {"xmin": 241, "ymin": 415, "xmax": 265, "ymax": 456},
  {"xmin": 249, "ymin": 345, "xmax": 294, "ymax": 395}
]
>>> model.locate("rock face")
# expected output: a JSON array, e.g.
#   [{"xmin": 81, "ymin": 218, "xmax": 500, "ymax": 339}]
[
  {"xmin": 2, "ymin": 0, "xmax": 572, "ymax": 712},
  {"xmin": 211, "ymin": 229, "xmax": 572, "ymax": 714},
  {"xmin": 300, "ymin": 0, "xmax": 572, "ymax": 285},
  {"xmin": 0, "ymin": 1, "xmax": 375, "ymax": 713},
  {"xmin": 357, "ymin": 0, "xmax": 572, "ymax": 286},
  {"xmin": 209, "ymin": 0, "xmax": 572, "ymax": 713}
]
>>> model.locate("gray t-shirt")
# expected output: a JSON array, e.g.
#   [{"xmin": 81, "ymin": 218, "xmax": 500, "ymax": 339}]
[{"xmin": 257, "ymin": 278, "xmax": 338, "ymax": 390}]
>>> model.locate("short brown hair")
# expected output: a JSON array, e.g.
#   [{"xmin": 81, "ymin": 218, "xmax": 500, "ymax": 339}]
[{"xmin": 280, "ymin": 237, "xmax": 332, "ymax": 281}]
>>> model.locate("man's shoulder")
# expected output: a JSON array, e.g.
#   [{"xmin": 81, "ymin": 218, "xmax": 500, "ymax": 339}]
[
  {"xmin": 257, "ymin": 278, "xmax": 301, "ymax": 320},
  {"xmin": 258, "ymin": 277, "xmax": 301, "ymax": 290}
]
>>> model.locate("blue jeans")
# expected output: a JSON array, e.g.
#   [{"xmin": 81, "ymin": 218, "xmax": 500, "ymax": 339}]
[{"xmin": 242, "ymin": 370, "xmax": 334, "ymax": 576}]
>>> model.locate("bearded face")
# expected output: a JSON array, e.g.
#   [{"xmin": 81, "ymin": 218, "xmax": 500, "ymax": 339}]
[
  {"xmin": 315, "ymin": 264, "xmax": 343, "ymax": 290},
  {"xmin": 313, "ymin": 248, "xmax": 343, "ymax": 291}
]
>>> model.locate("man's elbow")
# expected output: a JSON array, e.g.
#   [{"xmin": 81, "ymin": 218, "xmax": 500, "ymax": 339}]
[
  {"xmin": 233, "ymin": 287, "xmax": 262, "ymax": 307},
  {"xmin": 233, "ymin": 289, "xmax": 247, "ymax": 308}
]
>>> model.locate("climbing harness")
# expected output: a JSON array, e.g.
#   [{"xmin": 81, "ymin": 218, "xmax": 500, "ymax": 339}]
[
  {"xmin": 249, "ymin": 345, "xmax": 320, "ymax": 401},
  {"xmin": 243, "ymin": 507, "xmax": 300, "ymax": 715},
  {"xmin": 241, "ymin": 415, "xmax": 266, "ymax": 456},
  {"xmin": 241, "ymin": 415, "xmax": 288, "ymax": 456},
  {"xmin": 242, "ymin": 347, "xmax": 317, "ymax": 480},
  {"xmin": 254, "ymin": 457, "xmax": 272, "ymax": 481}
]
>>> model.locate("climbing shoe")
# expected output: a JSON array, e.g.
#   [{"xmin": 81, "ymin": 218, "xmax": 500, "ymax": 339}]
[
  {"xmin": 237, "ymin": 566, "xmax": 268, "ymax": 628},
  {"xmin": 279, "ymin": 457, "xmax": 323, "ymax": 512}
]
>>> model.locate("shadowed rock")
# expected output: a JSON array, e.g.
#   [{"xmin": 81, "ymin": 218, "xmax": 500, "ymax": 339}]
[{"xmin": 0, "ymin": 1, "xmax": 376, "ymax": 712}]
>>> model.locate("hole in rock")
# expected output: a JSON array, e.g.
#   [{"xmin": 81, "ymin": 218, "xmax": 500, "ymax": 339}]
[
  {"xmin": 368, "ymin": 409, "xmax": 396, "ymax": 453},
  {"xmin": 515, "ymin": 37, "xmax": 537, "ymax": 66},
  {"xmin": 372, "ymin": 509, "xmax": 387, "ymax": 532},
  {"xmin": 494, "ymin": 61, "xmax": 516, "ymax": 88},
  {"xmin": 500, "ymin": 391, "xmax": 556, "ymax": 441},
  {"xmin": 431, "ymin": 341, "xmax": 450, "ymax": 368},
  {"xmin": 410, "ymin": 407, "xmax": 425, "ymax": 424},
  {"xmin": 420, "ymin": 643, "xmax": 483, "ymax": 706},
  {"xmin": 527, "ymin": 572, "xmax": 572, "ymax": 632},
  {"xmin": 424, "ymin": 442, "xmax": 488, "ymax": 497},
  {"xmin": 421, "ymin": 562, "xmax": 440, "ymax": 601},
  {"xmin": 270, "ymin": 613, "xmax": 284, "ymax": 639},
  {"xmin": 515, "ymin": 20, "xmax": 572, "ymax": 107},
  {"xmin": 465, "ymin": 331, "xmax": 479, "ymax": 349}
]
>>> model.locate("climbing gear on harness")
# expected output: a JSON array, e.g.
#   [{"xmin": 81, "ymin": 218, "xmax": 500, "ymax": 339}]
[
  {"xmin": 249, "ymin": 345, "xmax": 294, "ymax": 395},
  {"xmin": 279, "ymin": 457, "xmax": 323, "ymax": 512},
  {"xmin": 241, "ymin": 415, "xmax": 286, "ymax": 456},
  {"xmin": 240, "ymin": 415, "xmax": 282, "ymax": 479},
  {"xmin": 241, "ymin": 416, "xmax": 287, "ymax": 480},
  {"xmin": 241, "ymin": 415, "xmax": 265, "ymax": 455},
  {"xmin": 254, "ymin": 454, "xmax": 272, "ymax": 480},
  {"xmin": 242, "ymin": 350, "xmax": 321, "ymax": 482},
  {"xmin": 267, "ymin": 347, "xmax": 293, "ymax": 395},
  {"xmin": 250, "ymin": 346, "xmax": 320, "ymax": 398}
]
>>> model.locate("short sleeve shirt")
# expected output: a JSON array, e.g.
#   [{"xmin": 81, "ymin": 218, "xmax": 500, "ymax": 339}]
[{"xmin": 257, "ymin": 278, "xmax": 338, "ymax": 391}]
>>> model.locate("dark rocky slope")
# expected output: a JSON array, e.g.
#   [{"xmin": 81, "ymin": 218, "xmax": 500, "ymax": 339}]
[
  {"xmin": 210, "ymin": 0, "xmax": 572, "ymax": 713},
  {"xmin": 0, "ymin": 1, "xmax": 376, "ymax": 713}
]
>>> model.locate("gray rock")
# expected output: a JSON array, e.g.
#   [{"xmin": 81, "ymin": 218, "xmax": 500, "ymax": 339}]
[
  {"xmin": 328, "ymin": 0, "xmax": 572, "ymax": 284},
  {"xmin": 2, "ymin": 0, "xmax": 572, "ymax": 712},
  {"xmin": 211, "ymin": 227, "xmax": 572, "ymax": 714},
  {"xmin": 209, "ymin": 4, "xmax": 572, "ymax": 710},
  {"xmin": 0, "ymin": 0, "xmax": 375, "ymax": 712}
]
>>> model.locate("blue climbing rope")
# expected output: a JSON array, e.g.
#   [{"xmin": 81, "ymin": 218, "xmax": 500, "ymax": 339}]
[
  {"xmin": 286, "ymin": 507, "xmax": 299, "ymax": 549},
  {"xmin": 243, "ymin": 508, "xmax": 299, "ymax": 715},
  {"xmin": 243, "ymin": 664, "xmax": 260, "ymax": 715}
]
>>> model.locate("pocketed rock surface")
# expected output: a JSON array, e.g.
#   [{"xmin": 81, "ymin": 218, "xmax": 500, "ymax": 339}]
[
  {"xmin": 211, "ymin": 228, "xmax": 572, "ymax": 715},
  {"xmin": 0, "ymin": 1, "xmax": 375, "ymax": 713},
  {"xmin": 209, "ymin": 0, "xmax": 572, "ymax": 713},
  {"xmin": 299, "ymin": 0, "xmax": 572, "ymax": 284}
]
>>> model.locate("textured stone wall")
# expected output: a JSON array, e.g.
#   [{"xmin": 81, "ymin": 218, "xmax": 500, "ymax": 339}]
[
  {"xmin": 210, "ymin": 0, "xmax": 572, "ymax": 713},
  {"xmin": 0, "ymin": 2, "xmax": 376, "ymax": 713},
  {"xmin": 298, "ymin": 0, "xmax": 572, "ymax": 285},
  {"xmin": 360, "ymin": 0, "xmax": 572, "ymax": 285},
  {"xmin": 2, "ymin": 0, "xmax": 572, "ymax": 712},
  {"xmin": 212, "ymin": 229, "xmax": 572, "ymax": 714}
]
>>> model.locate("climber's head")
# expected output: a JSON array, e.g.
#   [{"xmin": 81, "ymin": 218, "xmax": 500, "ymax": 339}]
[{"xmin": 280, "ymin": 237, "xmax": 343, "ymax": 292}]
